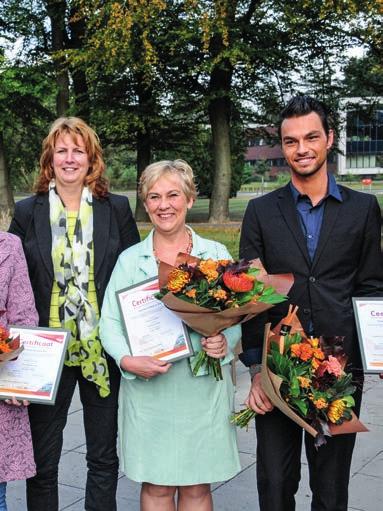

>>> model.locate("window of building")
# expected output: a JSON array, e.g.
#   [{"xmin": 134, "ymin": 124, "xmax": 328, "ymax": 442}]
[{"xmin": 346, "ymin": 106, "xmax": 383, "ymax": 169}]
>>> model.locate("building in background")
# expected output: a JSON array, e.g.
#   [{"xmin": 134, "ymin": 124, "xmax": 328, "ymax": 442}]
[
  {"xmin": 338, "ymin": 97, "xmax": 383, "ymax": 177},
  {"xmin": 245, "ymin": 127, "xmax": 289, "ymax": 178}
]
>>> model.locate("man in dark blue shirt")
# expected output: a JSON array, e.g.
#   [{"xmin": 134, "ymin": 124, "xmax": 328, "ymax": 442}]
[{"xmin": 239, "ymin": 96, "xmax": 383, "ymax": 511}]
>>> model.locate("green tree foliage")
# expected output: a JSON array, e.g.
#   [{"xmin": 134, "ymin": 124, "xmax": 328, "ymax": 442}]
[
  {"xmin": 0, "ymin": 53, "xmax": 54, "ymax": 209},
  {"xmin": 1, "ymin": 0, "xmax": 382, "ymax": 218},
  {"xmin": 342, "ymin": 51, "xmax": 383, "ymax": 97}
]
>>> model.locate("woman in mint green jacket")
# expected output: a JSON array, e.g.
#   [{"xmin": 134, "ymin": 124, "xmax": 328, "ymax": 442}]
[{"xmin": 100, "ymin": 160, "xmax": 241, "ymax": 511}]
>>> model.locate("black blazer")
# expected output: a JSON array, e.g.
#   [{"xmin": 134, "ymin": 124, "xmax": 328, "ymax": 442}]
[
  {"xmin": 9, "ymin": 192, "xmax": 140, "ymax": 327},
  {"xmin": 239, "ymin": 184, "xmax": 383, "ymax": 368}
]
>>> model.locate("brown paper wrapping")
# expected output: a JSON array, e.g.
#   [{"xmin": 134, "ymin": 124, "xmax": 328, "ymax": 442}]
[
  {"xmin": 329, "ymin": 412, "xmax": 368, "ymax": 435},
  {"xmin": 261, "ymin": 323, "xmax": 368, "ymax": 438},
  {"xmin": 158, "ymin": 255, "xmax": 294, "ymax": 337}
]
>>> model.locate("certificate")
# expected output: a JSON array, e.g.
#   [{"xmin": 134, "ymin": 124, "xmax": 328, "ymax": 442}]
[
  {"xmin": 0, "ymin": 326, "xmax": 70, "ymax": 404},
  {"xmin": 352, "ymin": 298, "xmax": 383, "ymax": 373},
  {"xmin": 117, "ymin": 277, "xmax": 193, "ymax": 362}
]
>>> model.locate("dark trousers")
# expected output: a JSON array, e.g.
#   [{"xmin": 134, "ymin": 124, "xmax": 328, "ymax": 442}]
[
  {"xmin": 255, "ymin": 372, "xmax": 363, "ymax": 511},
  {"xmin": 26, "ymin": 361, "xmax": 120, "ymax": 511}
]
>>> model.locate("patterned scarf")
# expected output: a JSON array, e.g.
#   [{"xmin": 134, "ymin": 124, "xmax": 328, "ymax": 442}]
[{"xmin": 49, "ymin": 182, "xmax": 110, "ymax": 397}]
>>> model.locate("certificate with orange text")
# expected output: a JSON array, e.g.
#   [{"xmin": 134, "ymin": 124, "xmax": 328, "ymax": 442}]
[
  {"xmin": 0, "ymin": 326, "xmax": 70, "ymax": 404},
  {"xmin": 117, "ymin": 277, "xmax": 193, "ymax": 362},
  {"xmin": 353, "ymin": 298, "xmax": 383, "ymax": 373}
]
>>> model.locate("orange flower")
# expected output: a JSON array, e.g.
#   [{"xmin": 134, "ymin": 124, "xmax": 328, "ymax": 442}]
[
  {"xmin": 0, "ymin": 341, "xmax": 12, "ymax": 354},
  {"xmin": 217, "ymin": 259, "xmax": 231, "ymax": 267},
  {"xmin": 328, "ymin": 399, "xmax": 346, "ymax": 423},
  {"xmin": 223, "ymin": 271, "xmax": 255, "ymax": 292},
  {"xmin": 185, "ymin": 288, "xmax": 197, "ymax": 299},
  {"xmin": 313, "ymin": 398, "xmax": 328, "ymax": 410},
  {"xmin": 167, "ymin": 269, "xmax": 190, "ymax": 293},
  {"xmin": 312, "ymin": 348, "xmax": 325, "ymax": 361},
  {"xmin": 290, "ymin": 343, "xmax": 301, "ymax": 358},
  {"xmin": 300, "ymin": 344, "xmax": 314, "ymax": 361},
  {"xmin": 213, "ymin": 289, "xmax": 228, "ymax": 301},
  {"xmin": 290, "ymin": 342, "xmax": 314, "ymax": 361},
  {"xmin": 297, "ymin": 376, "xmax": 311, "ymax": 388},
  {"xmin": 199, "ymin": 259, "xmax": 219, "ymax": 282},
  {"xmin": 311, "ymin": 358, "xmax": 321, "ymax": 370},
  {"xmin": 308, "ymin": 337, "xmax": 319, "ymax": 348}
]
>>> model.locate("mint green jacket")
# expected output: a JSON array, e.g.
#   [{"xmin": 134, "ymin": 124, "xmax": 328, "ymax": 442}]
[{"xmin": 100, "ymin": 228, "xmax": 242, "ymax": 379}]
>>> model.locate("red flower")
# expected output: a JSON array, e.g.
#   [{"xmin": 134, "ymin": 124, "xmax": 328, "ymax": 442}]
[{"xmin": 223, "ymin": 271, "xmax": 255, "ymax": 292}]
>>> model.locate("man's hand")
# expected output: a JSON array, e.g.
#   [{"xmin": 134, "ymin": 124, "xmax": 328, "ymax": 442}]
[
  {"xmin": 245, "ymin": 373, "xmax": 274, "ymax": 415},
  {"xmin": 120, "ymin": 356, "xmax": 171, "ymax": 379}
]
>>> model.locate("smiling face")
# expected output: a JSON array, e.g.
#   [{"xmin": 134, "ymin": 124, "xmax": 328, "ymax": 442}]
[
  {"xmin": 144, "ymin": 173, "xmax": 193, "ymax": 235},
  {"xmin": 281, "ymin": 112, "xmax": 333, "ymax": 181},
  {"xmin": 52, "ymin": 133, "xmax": 90, "ymax": 191}
]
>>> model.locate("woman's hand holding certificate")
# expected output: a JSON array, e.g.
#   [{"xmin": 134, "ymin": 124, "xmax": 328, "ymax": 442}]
[{"xmin": 120, "ymin": 355, "xmax": 171, "ymax": 379}]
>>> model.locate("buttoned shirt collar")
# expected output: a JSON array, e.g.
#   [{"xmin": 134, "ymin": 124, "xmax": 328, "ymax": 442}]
[{"xmin": 290, "ymin": 173, "xmax": 343, "ymax": 204}]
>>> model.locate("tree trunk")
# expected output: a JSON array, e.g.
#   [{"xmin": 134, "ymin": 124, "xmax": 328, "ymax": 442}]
[
  {"xmin": 135, "ymin": 128, "xmax": 151, "ymax": 222},
  {"xmin": 69, "ymin": 5, "xmax": 90, "ymax": 121},
  {"xmin": 134, "ymin": 82, "xmax": 153, "ymax": 222},
  {"xmin": 45, "ymin": 0, "xmax": 70, "ymax": 116},
  {"xmin": 0, "ymin": 131, "xmax": 14, "ymax": 215},
  {"xmin": 207, "ymin": 62, "xmax": 233, "ymax": 224}
]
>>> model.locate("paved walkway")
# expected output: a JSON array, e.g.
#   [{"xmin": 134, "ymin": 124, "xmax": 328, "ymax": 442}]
[{"xmin": 8, "ymin": 367, "xmax": 383, "ymax": 510}]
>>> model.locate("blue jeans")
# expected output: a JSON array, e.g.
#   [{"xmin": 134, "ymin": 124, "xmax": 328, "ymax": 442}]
[{"xmin": 0, "ymin": 482, "xmax": 7, "ymax": 511}]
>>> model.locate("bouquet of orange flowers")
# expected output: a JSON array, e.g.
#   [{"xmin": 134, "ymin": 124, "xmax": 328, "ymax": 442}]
[
  {"xmin": 0, "ymin": 325, "xmax": 23, "ymax": 365},
  {"xmin": 156, "ymin": 254, "xmax": 293, "ymax": 380},
  {"xmin": 231, "ymin": 306, "xmax": 367, "ymax": 447}
]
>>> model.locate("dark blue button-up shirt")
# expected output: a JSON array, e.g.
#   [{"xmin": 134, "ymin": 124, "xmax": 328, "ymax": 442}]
[
  {"xmin": 290, "ymin": 174, "xmax": 342, "ymax": 261},
  {"xmin": 239, "ymin": 174, "xmax": 343, "ymax": 366}
]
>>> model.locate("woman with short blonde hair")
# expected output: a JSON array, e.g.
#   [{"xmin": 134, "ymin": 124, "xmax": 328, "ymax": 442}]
[
  {"xmin": 101, "ymin": 158, "xmax": 241, "ymax": 511},
  {"xmin": 138, "ymin": 159, "xmax": 198, "ymax": 202}
]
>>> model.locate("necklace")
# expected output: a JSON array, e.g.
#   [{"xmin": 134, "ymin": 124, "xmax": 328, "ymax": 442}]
[{"xmin": 153, "ymin": 227, "xmax": 193, "ymax": 264}]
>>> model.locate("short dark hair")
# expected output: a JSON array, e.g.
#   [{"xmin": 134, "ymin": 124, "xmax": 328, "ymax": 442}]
[{"xmin": 278, "ymin": 95, "xmax": 331, "ymax": 138}]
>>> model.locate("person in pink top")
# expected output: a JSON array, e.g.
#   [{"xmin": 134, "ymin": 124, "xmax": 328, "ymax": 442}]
[{"xmin": 0, "ymin": 232, "xmax": 38, "ymax": 511}]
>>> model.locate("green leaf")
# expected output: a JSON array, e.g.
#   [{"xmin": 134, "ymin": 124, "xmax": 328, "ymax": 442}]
[
  {"xmin": 341, "ymin": 395, "xmax": 355, "ymax": 407},
  {"xmin": 290, "ymin": 397, "xmax": 308, "ymax": 416},
  {"xmin": 258, "ymin": 292, "xmax": 288, "ymax": 304},
  {"xmin": 289, "ymin": 376, "xmax": 301, "ymax": 398}
]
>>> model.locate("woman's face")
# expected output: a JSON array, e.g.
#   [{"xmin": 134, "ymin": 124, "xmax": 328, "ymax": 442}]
[
  {"xmin": 52, "ymin": 133, "xmax": 90, "ymax": 190},
  {"xmin": 144, "ymin": 174, "xmax": 193, "ymax": 235}
]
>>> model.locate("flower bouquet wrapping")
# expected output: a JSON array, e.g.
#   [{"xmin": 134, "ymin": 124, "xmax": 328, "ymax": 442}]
[
  {"xmin": 232, "ymin": 306, "xmax": 368, "ymax": 447},
  {"xmin": 156, "ymin": 252, "xmax": 293, "ymax": 380},
  {"xmin": 0, "ymin": 325, "xmax": 23, "ymax": 365}
]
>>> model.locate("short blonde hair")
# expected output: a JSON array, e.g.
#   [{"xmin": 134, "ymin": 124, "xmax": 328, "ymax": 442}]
[
  {"xmin": 35, "ymin": 117, "xmax": 108, "ymax": 197},
  {"xmin": 138, "ymin": 159, "xmax": 197, "ymax": 202}
]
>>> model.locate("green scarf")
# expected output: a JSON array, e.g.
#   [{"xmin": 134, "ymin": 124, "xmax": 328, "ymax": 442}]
[{"xmin": 49, "ymin": 182, "xmax": 110, "ymax": 397}]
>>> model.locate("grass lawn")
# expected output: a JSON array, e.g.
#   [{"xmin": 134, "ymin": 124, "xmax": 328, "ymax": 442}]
[
  {"xmin": 9, "ymin": 187, "xmax": 383, "ymax": 259},
  {"xmin": 138, "ymin": 189, "xmax": 383, "ymax": 260},
  {"xmin": 121, "ymin": 190, "xmax": 383, "ymax": 223}
]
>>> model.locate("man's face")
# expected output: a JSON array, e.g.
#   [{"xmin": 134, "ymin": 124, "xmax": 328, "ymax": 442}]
[{"xmin": 280, "ymin": 112, "xmax": 333, "ymax": 179}]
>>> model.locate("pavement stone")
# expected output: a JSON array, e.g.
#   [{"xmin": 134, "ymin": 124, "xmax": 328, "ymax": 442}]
[{"xmin": 6, "ymin": 372, "xmax": 383, "ymax": 510}]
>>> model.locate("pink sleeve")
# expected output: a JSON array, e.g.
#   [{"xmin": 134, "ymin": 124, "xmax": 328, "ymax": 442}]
[{"xmin": 6, "ymin": 236, "xmax": 39, "ymax": 327}]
